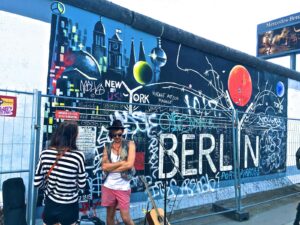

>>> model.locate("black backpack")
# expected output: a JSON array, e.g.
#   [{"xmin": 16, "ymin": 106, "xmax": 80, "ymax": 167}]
[{"xmin": 2, "ymin": 177, "xmax": 27, "ymax": 225}]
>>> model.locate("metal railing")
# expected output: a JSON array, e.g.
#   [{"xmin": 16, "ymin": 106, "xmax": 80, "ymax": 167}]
[
  {"xmin": 0, "ymin": 91, "xmax": 299, "ymax": 225},
  {"xmin": 0, "ymin": 89, "xmax": 41, "ymax": 225}
]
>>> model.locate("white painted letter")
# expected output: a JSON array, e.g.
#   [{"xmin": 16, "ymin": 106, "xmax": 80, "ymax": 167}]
[
  {"xmin": 158, "ymin": 134, "xmax": 179, "ymax": 179},
  {"xmin": 244, "ymin": 135, "xmax": 259, "ymax": 168},
  {"xmin": 182, "ymin": 134, "xmax": 197, "ymax": 176},
  {"xmin": 199, "ymin": 134, "xmax": 217, "ymax": 174}
]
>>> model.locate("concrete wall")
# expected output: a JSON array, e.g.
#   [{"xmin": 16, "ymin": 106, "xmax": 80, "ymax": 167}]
[
  {"xmin": 0, "ymin": 0, "xmax": 51, "ymax": 92},
  {"xmin": 1, "ymin": 0, "xmax": 300, "ymax": 221}
]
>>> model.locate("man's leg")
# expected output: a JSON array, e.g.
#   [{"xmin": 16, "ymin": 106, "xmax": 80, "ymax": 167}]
[
  {"xmin": 119, "ymin": 209, "xmax": 134, "ymax": 225},
  {"xmin": 106, "ymin": 206, "xmax": 116, "ymax": 225}
]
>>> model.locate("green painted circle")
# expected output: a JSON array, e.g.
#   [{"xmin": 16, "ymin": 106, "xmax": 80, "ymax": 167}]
[{"xmin": 133, "ymin": 61, "xmax": 153, "ymax": 85}]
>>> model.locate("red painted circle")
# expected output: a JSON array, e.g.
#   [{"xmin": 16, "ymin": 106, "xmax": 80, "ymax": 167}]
[{"xmin": 228, "ymin": 65, "xmax": 252, "ymax": 107}]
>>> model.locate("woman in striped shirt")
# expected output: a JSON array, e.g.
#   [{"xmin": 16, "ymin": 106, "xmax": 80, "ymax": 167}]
[{"xmin": 34, "ymin": 121, "xmax": 86, "ymax": 225}]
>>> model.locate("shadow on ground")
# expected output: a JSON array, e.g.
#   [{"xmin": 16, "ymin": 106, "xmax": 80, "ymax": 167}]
[{"xmin": 136, "ymin": 185, "xmax": 300, "ymax": 225}]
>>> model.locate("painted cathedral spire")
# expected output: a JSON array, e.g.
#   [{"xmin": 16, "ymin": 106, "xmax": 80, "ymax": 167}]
[{"xmin": 138, "ymin": 39, "xmax": 146, "ymax": 61}]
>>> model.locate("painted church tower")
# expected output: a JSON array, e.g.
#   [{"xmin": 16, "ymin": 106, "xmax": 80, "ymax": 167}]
[
  {"xmin": 92, "ymin": 17, "xmax": 107, "ymax": 73},
  {"xmin": 108, "ymin": 29, "xmax": 123, "ymax": 74}
]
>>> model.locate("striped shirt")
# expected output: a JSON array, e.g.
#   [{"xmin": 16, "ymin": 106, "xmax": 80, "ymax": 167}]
[{"xmin": 34, "ymin": 149, "xmax": 86, "ymax": 204}]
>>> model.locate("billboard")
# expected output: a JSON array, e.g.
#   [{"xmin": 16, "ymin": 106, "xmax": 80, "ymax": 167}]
[{"xmin": 257, "ymin": 12, "xmax": 300, "ymax": 58}]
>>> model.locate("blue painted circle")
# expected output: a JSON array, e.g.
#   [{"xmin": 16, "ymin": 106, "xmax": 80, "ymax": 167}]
[
  {"xmin": 276, "ymin": 81, "xmax": 285, "ymax": 97},
  {"xmin": 51, "ymin": 2, "xmax": 65, "ymax": 15}
]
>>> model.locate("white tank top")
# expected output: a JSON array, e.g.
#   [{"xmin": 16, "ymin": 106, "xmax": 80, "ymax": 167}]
[{"xmin": 103, "ymin": 151, "xmax": 131, "ymax": 190}]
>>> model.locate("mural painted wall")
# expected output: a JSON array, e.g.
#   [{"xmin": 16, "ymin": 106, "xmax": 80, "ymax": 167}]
[{"xmin": 43, "ymin": 4, "xmax": 288, "ymax": 211}]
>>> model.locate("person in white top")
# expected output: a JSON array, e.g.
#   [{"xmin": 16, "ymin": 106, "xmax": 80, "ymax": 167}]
[{"xmin": 101, "ymin": 119, "xmax": 136, "ymax": 225}]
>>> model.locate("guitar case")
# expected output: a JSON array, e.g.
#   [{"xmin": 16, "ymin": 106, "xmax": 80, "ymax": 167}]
[
  {"xmin": 78, "ymin": 194, "xmax": 105, "ymax": 225},
  {"xmin": 296, "ymin": 147, "xmax": 300, "ymax": 169},
  {"xmin": 79, "ymin": 215, "xmax": 105, "ymax": 225},
  {"xmin": 2, "ymin": 177, "xmax": 27, "ymax": 225}
]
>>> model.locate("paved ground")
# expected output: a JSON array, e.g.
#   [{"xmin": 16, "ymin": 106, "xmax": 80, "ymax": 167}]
[
  {"xmin": 36, "ymin": 186, "xmax": 300, "ymax": 225},
  {"xmin": 136, "ymin": 186, "xmax": 300, "ymax": 225},
  {"xmin": 168, "ymin": 199, "xmax": 298, "ymax": 225}
]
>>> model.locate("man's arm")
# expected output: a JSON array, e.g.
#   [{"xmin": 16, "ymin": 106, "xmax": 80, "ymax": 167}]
[
  {"xmin": 112, "ymin": 141, "xmax": 136, "ymax": 172},
  {"xmin": 102, "ymin": 146, "xmax": 124, "ymax": 172}
]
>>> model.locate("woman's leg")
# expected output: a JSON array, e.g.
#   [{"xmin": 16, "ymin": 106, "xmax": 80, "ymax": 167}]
[
  {"xmin": 119, "ymin": 209, "xmax": 134, "ymax": 225},
  {"xmin": 106, "ymin": 206, "xmax": 116, "ymax": 225}
]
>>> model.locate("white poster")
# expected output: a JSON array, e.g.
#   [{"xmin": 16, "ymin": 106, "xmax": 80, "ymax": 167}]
[{"xmin": 77, "ymin": 126, "xmax": 97, "ymax": 167}]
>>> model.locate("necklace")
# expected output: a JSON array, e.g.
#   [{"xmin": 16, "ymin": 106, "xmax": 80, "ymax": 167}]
[{"xmin": 112, "ymin": 142, "xmax": 121, "ymax": 154}]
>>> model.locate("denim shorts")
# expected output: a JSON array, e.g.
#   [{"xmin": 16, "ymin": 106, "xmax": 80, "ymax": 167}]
[{"xmin": 43, "ymin": 197, "xmax": 79, "ymax": 225}]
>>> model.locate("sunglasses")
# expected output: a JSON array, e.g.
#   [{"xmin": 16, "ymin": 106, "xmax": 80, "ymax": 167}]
[{"xmin": 112, "ymin": 133, "xmax": 123, "ymax": 138}]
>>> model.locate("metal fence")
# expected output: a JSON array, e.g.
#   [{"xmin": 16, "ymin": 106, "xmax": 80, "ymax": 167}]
[
  {"xmin": 0, "ymin": 89, "xmax": 41, "ymax": 225},
  {"xmin": 236, "ymin": 112, "xmax": 300, "ymax": 216},
  {"xmin": 0, "ymin": 90, "xmax": 300, "ymax": 225}
]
